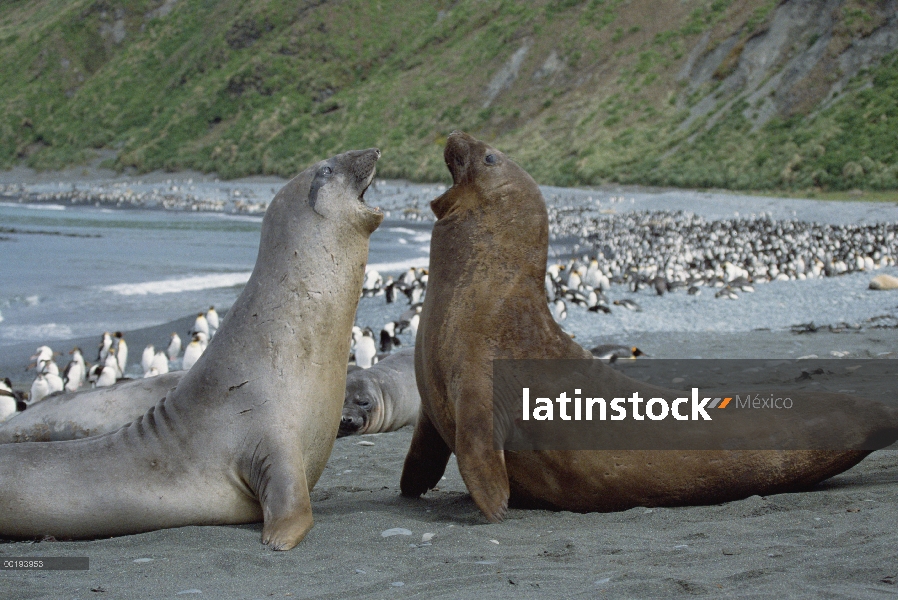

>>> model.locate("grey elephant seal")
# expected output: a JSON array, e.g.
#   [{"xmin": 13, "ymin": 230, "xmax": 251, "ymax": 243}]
[
  {"xmin": 0, "ymin": 372, "xmax": 186, "ymax": 443},
  {"xmin": 0, "ymin": 349, "xmax": 418, "ymax": 442},
  {"xmin": 339, "ymin": 348, "xmax": 419, "ymax": 437},
  {"xmin": 0, "ymin": 148, "xmax": 384, "ymax": 550},
  {"xmin": 400, "ymin": 131, "xmax": 898, "ymax": 522},
  {"xmin": 0, "ymin": 349, "xmax": 417, "ymax": 443}
]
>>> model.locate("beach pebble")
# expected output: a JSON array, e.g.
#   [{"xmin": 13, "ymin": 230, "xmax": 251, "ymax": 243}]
[
  {"xmin": 133, "ymin": 558, "xmax": 154, "ymax": 563},
  {"xmin": 490, "ymin": 539, "xmax": 500, "ymax": 545},
  {"xmin": 869, "ymin": 274, "xmax": 898, "ymax": 290},
  {"xmin": 356, "ymin": 441, "xmax": 375, "ymax": 446},
  {"xmin": 176, "ymin": 590, "xmax": 202, "ymax": 595},
  {"xmin": 422, "ymin": 532, "xmax": 435, "ymax": 542},
  {"xmin": 391, "ymin": 582, "xmax": 405, "ymax": 587},
  {"xmin": 381, "ymin": 528, "xmax": 412, "ymax": 537},
  {"xmin": 355, "ymin": 569, "xmax": 366, "ymax": 574}
]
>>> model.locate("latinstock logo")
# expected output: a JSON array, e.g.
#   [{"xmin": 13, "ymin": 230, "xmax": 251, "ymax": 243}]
[
  {"xmin": 493, "ymin": 358, "xmax": 897, "ymax": 452},
  {"xmin": 520, "ymin": 388, "xmax": 735, "ymax": 422}
]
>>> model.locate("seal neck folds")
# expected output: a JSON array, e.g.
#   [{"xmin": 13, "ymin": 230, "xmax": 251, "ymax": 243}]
[{"xmin": 201, "ymin": 149, "xmax": 383, "ymax": 388}]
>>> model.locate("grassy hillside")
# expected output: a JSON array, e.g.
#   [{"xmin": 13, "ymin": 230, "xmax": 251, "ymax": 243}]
[{"xmin": 0, "ymin": 0, "xmax": 896, "ymax": 192}]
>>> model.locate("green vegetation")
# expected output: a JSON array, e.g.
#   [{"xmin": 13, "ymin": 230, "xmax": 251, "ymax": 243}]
[{"xmin": 0, "ymin": 0, "xmax": 896, "ymax": 193}]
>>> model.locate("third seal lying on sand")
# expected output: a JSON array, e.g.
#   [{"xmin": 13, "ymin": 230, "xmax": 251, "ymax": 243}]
[
  {"xmin": 0, "ymin": 353, "xmax": 418, "ymax": 443},
  {"xmin": 339, "ymin": 348, "xmax": 419, "ymax": 437}
]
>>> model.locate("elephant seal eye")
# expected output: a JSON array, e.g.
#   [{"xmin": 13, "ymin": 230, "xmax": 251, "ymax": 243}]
[
  {"xmin": 320, "ymin": 166, "xmax": 332, "ymax": 176},
  {"xmin": 484, "ymin": 154, "xmax": 497, "ymax": 165}
]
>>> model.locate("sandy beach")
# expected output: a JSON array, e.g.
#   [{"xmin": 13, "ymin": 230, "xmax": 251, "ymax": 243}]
[
  {"xmin": 2, "ymin": 325, "xmax": 898, "ymax": 599},
  {"xmin": 2, "ymin": 428, "xmax": 898, "ymax": 598},
  {"xmin": 2, "ymin": 169, "xmax": 898, "ymax": 598}
]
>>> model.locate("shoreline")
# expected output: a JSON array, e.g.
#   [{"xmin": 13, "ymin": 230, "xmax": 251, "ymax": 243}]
[
  {"xmin": 2, "ymin": 170, "xmax": 898, "ymax": 597},
  {"xmin": 4, "ymin": 164, "xmax": 898, "ymax": 221},
  {"xmin": 3, "ymin": 162, "xmax": 898, "ymax": 203}
]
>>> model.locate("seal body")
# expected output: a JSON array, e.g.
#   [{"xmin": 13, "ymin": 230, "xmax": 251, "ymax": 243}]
[
  {"xmin": 0, "ymin": 372, "xmax": 184, "ymax": 443},
  {"xmin": 0, "ymin": 148, "xmax": 384, "ymax": 550},
  {"xmin": 400, "ymin": 132, "xmax": 898, "ymax": 522},
  {"xmin": 339, "ymin": 348, "xmax": 419, "ymax": 437},
  {"xmin": 0, "ymin": 346, "xmax": 417, "ymax": 443}
]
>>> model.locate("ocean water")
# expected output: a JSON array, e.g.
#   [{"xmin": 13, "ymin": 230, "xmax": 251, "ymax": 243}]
[{"xmin": 0, "ymin": 202, "xmax": 432, "ymax": 347}]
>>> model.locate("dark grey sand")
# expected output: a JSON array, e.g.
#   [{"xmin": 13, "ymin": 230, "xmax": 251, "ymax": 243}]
[
  {"xmin": 2, "ymin": 431, "xmax": 898, "ymax": 598},
  {"xmin": 2, "ymin": 327, "xmax": 898, "ymax": 599}
]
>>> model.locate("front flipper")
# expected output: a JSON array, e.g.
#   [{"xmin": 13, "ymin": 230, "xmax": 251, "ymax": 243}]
[
  {"xmin": 456, "ymin": 430, "xmax": 510, "ymax": 523},
  {"xmin": 246, "ymin": 439, "xmax": 313, "ymax": 551},
  {"xmin": 452, "ymin": 373, "xmax": 511, "ymax": 523},
  {"xmin": 400, "ymin": 409, "xmax": 452, "ymax": 497}
]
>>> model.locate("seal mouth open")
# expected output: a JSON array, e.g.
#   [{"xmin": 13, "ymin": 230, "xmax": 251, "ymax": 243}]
[
  {"xmin": 355, "ymin": 148, "xmax": 382, "ymax": 216},
  {"xmin": 444, "ymin": 130, "xmax": 473, "ymax": 185},
  {"xmin": 359, "ymin": 168, "xmax": 380, "ymax": 215}
]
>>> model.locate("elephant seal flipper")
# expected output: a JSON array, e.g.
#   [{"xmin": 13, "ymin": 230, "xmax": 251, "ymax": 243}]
[
  {"xmin": 447, "ymin": 378, "xmax": 511, "ymax": 523},
  {"xmin": 0, "ymin": 148, "xmax": 384, "ymax": 551},
  {"xmin": 399, "ymin": 408, "xmax": 451, "ymax": 497},
  {"xmin": 250, "ymin": 434, "xmax": 313, "ymax": 550}
]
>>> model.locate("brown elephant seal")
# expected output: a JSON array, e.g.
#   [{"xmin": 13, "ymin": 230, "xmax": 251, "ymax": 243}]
[
  {"xmin": 339, "ymin": 348, "xmax": 419, "ymax": 437},
  {"xmin": 0, "ymin": 372, "xmax": 186, "ymax": 443},
  {"xmin": 0, "ymin": 148, "xmax": 384, "ymax": 550},
  {"xmin": 400, "ymin": 131, "xmax": 898, "ymax": 523}
]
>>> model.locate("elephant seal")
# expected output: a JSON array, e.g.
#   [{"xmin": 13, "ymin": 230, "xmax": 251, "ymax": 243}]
[
  {"xmin": 0, "ymin": 148, "xmax": 384, "ymax": 550},
  {"xmin": 0, "ymin": 372, "xmax": 185, "ymax": 443},
  {"xmin": 400, "ymin": 131, "xmax": 898, "ymax": 522},
  {"xmin": 0, "ymin": 349, "xmax": 417, "ymax": 443},
  {"xmin": 339, "ymin": 348, "xmax": 419, "ymax": 437},
  {"xmin": 0, "ymin": 350, "xmax": 415, "ymax": 444}
]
